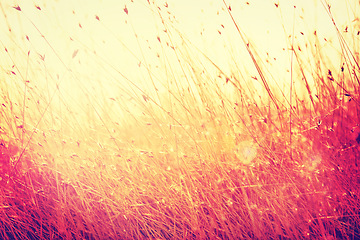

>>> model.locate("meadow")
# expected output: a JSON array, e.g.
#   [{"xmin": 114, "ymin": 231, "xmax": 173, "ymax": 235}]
[{"xmin": 0, "ymin": 0, "xmax": 359, "ymax": 239}]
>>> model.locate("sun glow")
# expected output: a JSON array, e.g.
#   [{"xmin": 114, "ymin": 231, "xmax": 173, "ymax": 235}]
[{"xmin": 1, "ymin": 0, "xmax": 359, "ymax": 239}]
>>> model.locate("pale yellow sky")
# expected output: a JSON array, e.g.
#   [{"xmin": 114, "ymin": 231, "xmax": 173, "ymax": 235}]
[
  {"xmin": 0, "ymin": 0, "xmax": 357, "ymax": 118},
  {"xmin": 2, "ymin": 0, "xmax": 352, "ymax": 73}
]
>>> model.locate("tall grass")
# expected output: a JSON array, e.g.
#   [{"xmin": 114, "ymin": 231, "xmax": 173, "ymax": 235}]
[{"xmin": 0, "ymin": 0, "xmax": 359, "ymax": 239}]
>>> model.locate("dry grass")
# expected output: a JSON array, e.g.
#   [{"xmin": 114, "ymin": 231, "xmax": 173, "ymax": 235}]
[{"xmin": 1, "ymin": 0, "xmax": 359, "ymax": 239}]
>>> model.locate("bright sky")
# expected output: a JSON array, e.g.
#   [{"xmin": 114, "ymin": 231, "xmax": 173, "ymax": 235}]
[{"xmin": 0, "ymin": 0, "xmax": 357, "ymax": 119}]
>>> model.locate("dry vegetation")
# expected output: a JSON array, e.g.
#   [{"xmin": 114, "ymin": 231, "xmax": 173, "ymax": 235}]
[{"xmin": 0, "ymin": 0, "xmax": 359, "ymax": 239}]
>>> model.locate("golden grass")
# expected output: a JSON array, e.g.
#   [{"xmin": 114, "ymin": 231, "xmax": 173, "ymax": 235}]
[{"xmin": 1, "ymin": 0, "xmax": 360, "ymax": 239}]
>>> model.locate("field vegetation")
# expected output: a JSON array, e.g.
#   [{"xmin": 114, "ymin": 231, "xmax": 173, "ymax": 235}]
[{"xmin": 0, "ymin": 0, "xmax": 359, "ymax": 239}]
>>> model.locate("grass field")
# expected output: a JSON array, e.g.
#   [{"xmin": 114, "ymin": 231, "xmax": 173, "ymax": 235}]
[{"xmin": 1, "ymin": 0, "xmax": 359, "ymax": 239}]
